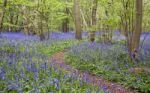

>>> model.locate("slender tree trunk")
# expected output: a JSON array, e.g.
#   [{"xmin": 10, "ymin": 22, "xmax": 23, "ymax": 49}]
[
  {"xmin": 15, "ymin": 15, "xmax": 19, "ymax": 26},
  {"xmin": 22, "ymin": 6, "xmax": 29, "ymax": 35},
  {"xmin": 39, "ymin": 4, "xmax": 45, "ymax": 41},
  {"xmin": 62, "ymin": 8, "xmax": 69, "ymax": 32},
  {"xmin": 0, "ymin": 0, "xmax": 7, "ymax": 33},
  {"xmin": 91, "ymin": 0, "xmax": 98, "ymax": 26},
  {"xmin": 74, "ymin": 0, "xmax": 82, "ymax": 40},
  {"xmin": 0, "ymin": 12, "xmax": 4, "ymax": 33},
  {"xmin": 14, "ymin": 14, "xmax": 19, "ymax": 32},
  {"xmin": 39, "ymin": 16, "xmax": 45, "ymax": 41},
  {"xmin": 9, "ymin": 15, "xmax": 14, "ymax": 32},
  {"xmin": 9, "ymin": 8, "xmax": 14, "ymax": 32},
  {"xmin": 131, "ymin": 0, "xmax": 142, "ymax": 57}
]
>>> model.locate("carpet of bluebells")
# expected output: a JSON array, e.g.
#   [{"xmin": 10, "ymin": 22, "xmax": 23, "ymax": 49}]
[
  {"xmin": 0, "ymin": 32, "xmax": 104, "ymax": 93},
  {"xmin": 1, "ymin": 32, "xmax": 150, "ymax": 93},
  {"xmin": 65, "ymin": 33, "xmax": 150, "ymax": 93}
]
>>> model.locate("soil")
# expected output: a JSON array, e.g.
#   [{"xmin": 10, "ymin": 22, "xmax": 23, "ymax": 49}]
[{"xmin": 50, "ymin": 51, "xmax": 139, "ymax": 93}]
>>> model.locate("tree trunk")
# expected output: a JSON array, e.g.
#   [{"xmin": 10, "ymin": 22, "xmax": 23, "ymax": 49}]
[
  {"xmin": 39, "ymin": 6, "xmax": 45, "ymax": 41},
  {"xmin": 39, "ymin": 15, "xmax": 45, "ymax": 41},
  {"xmin": 0, "ymin": 12, "xmax": 4, "ymax": 33},
  {"xmin": 9, "ymin": 8, "xmax": 14, "ymax": 32},
  {"xmin": 131, "ymin": 0, "xmax": 142, "ymax": 58},
  {"xmin": 62, "ymin": 8, "xmax": 69, "ymax": 32},
  {"xmin": 22, "ymin": 6, "xmax": 29, "ymax": 35},
  {"xmin": 92, "ymin": 0, "xmax": 98, "ymax": 26},
  {"xmin": 74, "ymin": 0, "xmax": 82, "ymax": 40},
  {"xmin": 14, "ymin": 14, "xmax": 19, "ymax": 32},
  {"xmin": 0, "ymin": 0, "xmax": 7, "ymax": 33}
]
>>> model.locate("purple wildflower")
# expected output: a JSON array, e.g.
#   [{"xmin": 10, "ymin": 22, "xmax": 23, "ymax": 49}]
[
  {"xmin": 103, "ymin": 86, "xmax": 108, "ymax": 93},
  {"xmin": 0, "ymin": 67, "xmax": 5, "ymax": 80},
  {"xmin": 53, "ymin": 78, "xmax": 60, "ymax": 90}
]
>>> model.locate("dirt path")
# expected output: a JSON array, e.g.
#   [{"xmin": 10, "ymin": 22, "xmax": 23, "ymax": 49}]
[{"xmin": 50, "ymin": 51, "xmax": 138, "ymax": 93}]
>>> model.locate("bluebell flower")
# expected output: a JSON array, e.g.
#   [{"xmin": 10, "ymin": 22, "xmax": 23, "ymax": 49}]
[
  {"xmin": 63, "ymin": 74, "xmax": 69, "ymax": 79},
  {"xmin": 136, "ymin": 76, "xmax": 141, "ymax": 81},
  {"xmin": 71, "ymin": 72, "xmax": 78, "ymax": 79},
  {"xmin": 103, "ymin": 86, "xmax": 108, "ymax": 93},
  {"xmin": 54, "ymin": 78, "xmax": 59, "ymax": 84},
  {"xmin": 31, "ymin": 63, "xmax": 38, "ymax": 73},
  {"xmin": 7, "ymin": 84, "xmax": 17, "ymax": 91},
  {"xmin": 17, "ymin": 83, "xmax": 23, "ymax": 93},
  {"xmin": 53, "ymin": 78, "xmax": 60, "ymax": 90},
  {"xmin": 0, "ymin": 67, "xmax": 5, "ymax": 80},
  {"xmin": 7, "ymin": 60, "xmax": 13, "ymax": 66},
  {"xmin": 26, "ymin": 65, "xmax": 31, "ymax": 72},
  {"xmin": 20, "ymin": 71, "xmax": 25, "ymax": 78},
  {"xmin": 0, "ymin": 32, "xmax": 39, "ymax": 40},
  {"xmin": 33, "ymin": 86, "xmax": 40, "ymax": 93},
  {"xmin": 125, "ymin": 63, "xmax": 129, "ymax": 69},
  {"xmin": 40, "ymin": 62, "xmax": 48, "ymax": 70},
  {"xmin": 34, "ymin": 72, "xmax": 39, "ymax": 82},
  {"xmin": 26, "ymin": 77, "xmax": 30, "ymax": 81},
  {"xmin": 15, "ymin": 74, "xmax": 19, "ymax": 81}
]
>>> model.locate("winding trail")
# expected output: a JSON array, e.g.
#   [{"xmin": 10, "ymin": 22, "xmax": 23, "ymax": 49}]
[{"xmin": 50, "ymin": 50, "xmax": 138, "ymax": 93}]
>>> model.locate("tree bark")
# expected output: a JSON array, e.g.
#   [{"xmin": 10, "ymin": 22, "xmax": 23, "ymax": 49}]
[
  {"xmin": 62, "ymin": 8, "xmax": 69, "ymax": 32},
  {"xmin": 131, "ymin": 0, "xmax": 142, "ymax": 57},
  {"xmin": 74, "ymin": 0, "xmax": 82, "ymax": 40},
  {"xmin": 14, "ymin": 14, "xmax": 19, "ymax": 32},
  {"xmin": 91, "ymin": 0, "xmax": 98, "ymax": 26},
  {"xmin": 22, "ymin": 6, "xmax": 29, "ymax": 35},
  {"xmin": 9, "ymin": 8, "xmax": 14, "ymax": 32},
  {"xmin": 0, "ymin": 0, "xmax": 7, "ymax": 33}
]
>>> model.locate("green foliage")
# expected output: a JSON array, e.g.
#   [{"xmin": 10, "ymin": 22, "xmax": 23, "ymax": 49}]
[
  {"xmin": 0, "ymin": 38, "xmax": 103, "ymax": 93},
  {"xmin": 87, "ymin": 25, "xmax": 97, "ymax": 32},
  {"xmin": 1, "ymin": 0, "xmax": 150, "ymax": 33},
  {"xmin": 39, "ymin": 40, "xmax": 81, "ymax": 56},
  {"xmin": 65, "ymin": 42, "xmax": 150, "ymax": 93}
]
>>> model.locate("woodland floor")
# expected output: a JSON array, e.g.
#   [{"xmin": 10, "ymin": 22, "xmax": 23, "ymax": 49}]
[
  {"xmin": 50, "ymin": 50, "xmax": 139, "ymax": 93},
  {"xmin": 1, "ymin": 31, "xmax": 149, "ymax": 93}
]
